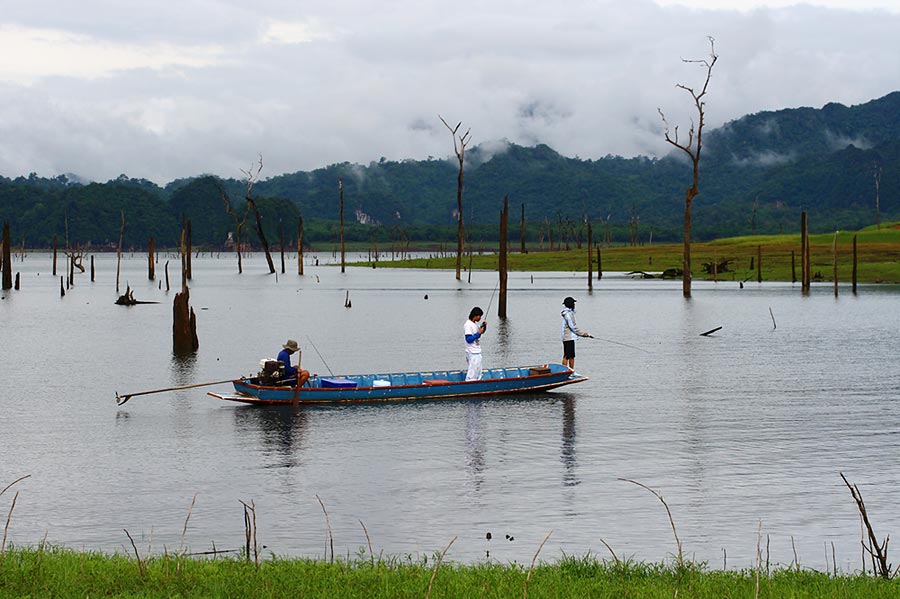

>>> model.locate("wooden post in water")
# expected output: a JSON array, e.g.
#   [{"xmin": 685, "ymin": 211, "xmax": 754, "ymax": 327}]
[
  {"xmin": 852, "ymin": 234, "xmax": 858, "ymax": 294},
  {"xmin": 279, "ymin": 220, "xmax": 285, "ymax": 274},
  {"xmin": 165, "ymin": 260, "xmax": 170, "ymax": 291},
  {"xmin": 498, "ymin": 195, "xmax": 509, "ymax": 319},
  {"xmin": 339, "ymin": 177, "xmax": 346, "ymax": 273},
  {"xmin": 791, "ymin": 251, "xmax": 796, "ymax": 284},
  {"xmin": 757, "ymin": 245, "xmax": 762, "ymax": 283},
  {"xmin": 14, "ymin": 272, "xmax": 19, "ymax": 290},
  {"xmin": 801, "ymin": 211, "xmax": 810, "ymax": 294},
  {"xmin": 587, "ymin": 222, "xmax": 593, "ymax": 291},
  {"xmin": 52, "ymin": 235, "xmax": 58, "ymax": 276},
  {"xmin": 116, "ymin": 211, "xmax": 125, "ymax": 294},
  {"xmin": 298, "ymin": 213, "xmax": 304, "ymax": 276},
  {"xmin": 90, "ymin": 255, "xmax": 95, "ymax": 282},
  {"xmin": 713, "ymin": 246, "xmax": 718, "ymax": 283},
  {"xmin": 832, "ymin": 231, "xmax": 839, "ymax": 297},
  {"xmin": 520, "ymin": 203, "xmax": 527, "ymax": 254},
  {"xmin": 186, "ymin": 219, "xmax": 193, "ymax": 280},
  {"xmin": 597, "ymin": 246, "xmax": 602, "ymax": 280},
  {"xmin": 148, "ymin": 237, "xmax": 155, "ymax": 280},
  {"xmin": 60, "ymin": 276, "xmax": 65, "ymax": 297},
  {"xmin": 1, "ymin": 222, "xmax": 11, "ymax": 290}
]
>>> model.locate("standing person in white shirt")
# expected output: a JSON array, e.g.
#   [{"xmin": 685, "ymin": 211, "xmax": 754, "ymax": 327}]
[
  {"xmin": 560, "ymin": 296, "xmax": 590, "ymax": 371},
  {"xmin": 464, "ymin": 306, "xmax": 487, "ymax": 381}
]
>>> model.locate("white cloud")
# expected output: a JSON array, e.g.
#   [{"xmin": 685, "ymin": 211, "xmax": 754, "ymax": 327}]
[
  {"xmin": 0, "ymin": 1, "xmax": 898, "ymax": 183},
  {"xmin": 0, "ymin": 25, "xmax": 227, "ymax": 85}
]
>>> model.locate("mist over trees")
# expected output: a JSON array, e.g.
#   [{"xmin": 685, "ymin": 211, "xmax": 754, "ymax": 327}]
[{"xmin": 1, "ymin": 91, "xmax": 898, "ymax": 250}]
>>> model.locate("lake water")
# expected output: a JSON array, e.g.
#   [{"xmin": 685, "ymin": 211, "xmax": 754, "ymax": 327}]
[{"xmin": 2, "ymin": 251, "xmax": 899, "ymax": 571}]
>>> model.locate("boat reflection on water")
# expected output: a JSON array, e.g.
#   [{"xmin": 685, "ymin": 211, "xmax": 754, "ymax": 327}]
[{"xmin": 232, "ymin": 406, "xmax": 309, "ymax": 469}]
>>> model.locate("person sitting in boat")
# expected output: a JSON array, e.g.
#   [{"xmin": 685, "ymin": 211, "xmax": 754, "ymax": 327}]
[
  {"xmin": 464, "ymin": 307, "xmax": 487, "ymax": 381},
  {"xmin": 277, "ymin": 339, "xmax": 310, "ymax": 387}
]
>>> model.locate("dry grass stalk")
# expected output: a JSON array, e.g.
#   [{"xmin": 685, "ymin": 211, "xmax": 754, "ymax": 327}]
[
  {"xmin": 620, "ymin": 478, "xmax": 683, "ymax": 567},
  {"xmin": 239, "ymin": 499, "xmax": 259, "ymax": 565},
  {"xmin": 425, "ymin": 535, "xmax": 457, "ymax": 599},
  {"xmin": 358, "ymin": 519, "xmax": 374, "ymax": 564},
  {"xmin": 755, "ymin": 521, "xmax": 762, "ymax": 599},
  {"xmin": 0, "ymin": 491, "xmax": 18, "ymax": 562},
  {"xmin": 524, "ymin": 531, "xmax": 553, "ymax": 599},
  {"xmin": 316, "ymin": 495, "xmax": 334, "ymax": 563},
  {"xmin": 178, "ymin": 494, "xmax": 197, "ymax": 556},
  {"xmin": 123, "ymin": 528, "xmax": 146, "ymax": 576},
  {"xmin": 0, "ymin": 475, "xmax": 30, "ymax": 499}
]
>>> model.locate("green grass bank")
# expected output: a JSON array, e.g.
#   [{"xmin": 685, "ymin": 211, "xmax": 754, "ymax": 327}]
[
  {"xmin": 366, "ymin": 224, "xmax": 900, "ymax": 284},
  {"xmin": 2, "ymin": 547, "xmax": 899, "ymax": 598}
]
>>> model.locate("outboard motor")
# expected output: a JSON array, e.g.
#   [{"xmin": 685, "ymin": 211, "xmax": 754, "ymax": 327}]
[{"xmin": 258, "ymin": 359, "xmax": 284, "ymax": 385}]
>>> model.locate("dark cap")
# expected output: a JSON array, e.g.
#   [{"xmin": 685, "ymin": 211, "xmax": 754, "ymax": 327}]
[{"xmin": 563, "ymin": 296, "xmax": 576, "ymax": 308}]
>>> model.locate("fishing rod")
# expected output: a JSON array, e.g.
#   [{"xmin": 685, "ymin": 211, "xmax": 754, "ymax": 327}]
[
  {"xmin": 484, "ymin": 280, "xmax": 499, "ymax": 322},
  {"xmin": 306, "ymin": 335, "xmax": 335, "ymax": 376},
  {"xmin": 587, "ymin": 335, "xmax": 650, "ymax": 354}
]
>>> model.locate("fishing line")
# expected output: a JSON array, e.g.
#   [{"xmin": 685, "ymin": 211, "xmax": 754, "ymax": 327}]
[{"xmin": 306, "ymin": 335, "xmax": 335, "ymax": 376}]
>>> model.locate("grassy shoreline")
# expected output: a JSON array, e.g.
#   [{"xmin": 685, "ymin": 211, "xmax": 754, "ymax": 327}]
[
  {"xmin": 2, "ymin": 546, "xmax": 899, "ymax": 598},
  {"xmin": 362, "ymin": 225, "xmax": 900, "ymax": 284}
]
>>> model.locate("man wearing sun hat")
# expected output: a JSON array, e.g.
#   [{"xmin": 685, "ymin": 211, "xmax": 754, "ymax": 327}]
[
  {"xmin": 560, "ymin": 297, "xmax": 590, "ymax": 371},
  {"xmin": 277, "ymin": 339, "xmax": 310, "ymax": 387}
]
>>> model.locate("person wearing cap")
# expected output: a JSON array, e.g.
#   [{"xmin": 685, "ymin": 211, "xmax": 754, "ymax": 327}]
[
  {"xmin": 560, "ymin": 297, "xmax": 589, "ymax": 371},
  {"xmin": 464, "ymin": 306, "xmax": 487, "ymax": 380},
  {"xmin": 277, "ymin": 339, "xmax": 310, "ymax": 387}
]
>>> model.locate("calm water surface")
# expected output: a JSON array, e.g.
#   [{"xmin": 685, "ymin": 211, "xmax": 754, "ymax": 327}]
[{"xmin": 2, "ymin": 252, "xmax": 899, "ymax": 570}]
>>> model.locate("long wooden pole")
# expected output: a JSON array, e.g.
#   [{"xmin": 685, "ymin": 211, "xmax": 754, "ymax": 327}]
[
  {"xmin": 116, "ymin": 379, "xmax": 234, "ymax": 405},
  {"xmin": 852, "ymin": 234, "xmax": 858, "ymax": 294}
]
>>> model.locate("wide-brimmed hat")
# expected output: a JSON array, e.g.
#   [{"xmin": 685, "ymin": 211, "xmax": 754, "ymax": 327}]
[{"xmin": 283, "ymin": 339, "xmax": 299, "ymax": 352}]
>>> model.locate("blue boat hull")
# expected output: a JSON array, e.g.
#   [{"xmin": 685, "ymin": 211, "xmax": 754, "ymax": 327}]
[{"xmin": 208, "ymin": 363, "xmax": 587, "ymax": 405}]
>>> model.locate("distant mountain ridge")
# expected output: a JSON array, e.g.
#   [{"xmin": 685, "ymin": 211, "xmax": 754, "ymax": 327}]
[{"xmin": 1, "ymin": 91, "xmax": 897, "ymax": 247}]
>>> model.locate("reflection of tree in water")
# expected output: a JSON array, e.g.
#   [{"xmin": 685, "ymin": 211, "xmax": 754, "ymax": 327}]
[
  {"xmin": 232, "ymin": 407, "xmax": 308, "ymax": 469},
  {"xmin": 491, "ymin": 318, "xmax": 513, "ymax": 366},
  {"xmin": 170, "ymin": 352, "xmax": 198, "ymax": 387},
  {"xmin": 464, "ymin": 401, "xmax": 485, "ymax": 492},
  {"xmin": 560, "ymin": 396, "xmax": 579, "ymax": 486}
]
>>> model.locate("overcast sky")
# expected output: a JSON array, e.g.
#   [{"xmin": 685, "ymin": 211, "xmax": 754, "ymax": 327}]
[{"xmin": 1, "ymin": 0, "xmax": 898, "ymax": 184}]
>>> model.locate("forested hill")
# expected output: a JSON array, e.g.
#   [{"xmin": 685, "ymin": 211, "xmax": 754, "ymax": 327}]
[{"xmin": 2, "ymin": 91, "xmax": 898, "ymax": 248}]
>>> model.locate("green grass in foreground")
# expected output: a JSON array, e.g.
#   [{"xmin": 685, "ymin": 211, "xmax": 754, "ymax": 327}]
[
  {"xmin": 2, "ymin": 547, "xmax": 899, "ymax": 598},
  {"xmin": 364, "ymin": 223, "xmax": 900, "ymax": 284}
]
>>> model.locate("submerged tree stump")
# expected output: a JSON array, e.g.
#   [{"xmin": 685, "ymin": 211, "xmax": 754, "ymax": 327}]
[{"xmin": 173, "ymin": 288, "xmax": 199, "ymax": 354}]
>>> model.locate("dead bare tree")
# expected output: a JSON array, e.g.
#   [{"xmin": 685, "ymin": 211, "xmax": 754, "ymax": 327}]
[
  {"xmin": 241, "ymin": 156, "xmax": 275, "ymax": 274},
  {"xmin": 659, "ymin": 36, "xmax": 718, "ymax": 298},
  {"xmin": 218, "ymin": 183, "xmax": 250, "ymax": 274},
  {"xmin": 439, "ymin": 115, "xmax": 471, "ymax": 281}
]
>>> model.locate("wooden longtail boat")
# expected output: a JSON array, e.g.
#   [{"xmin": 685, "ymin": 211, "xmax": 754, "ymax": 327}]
[{"xmin": 208, "ymin": 363, "xmax": 587, "ymax": 405}]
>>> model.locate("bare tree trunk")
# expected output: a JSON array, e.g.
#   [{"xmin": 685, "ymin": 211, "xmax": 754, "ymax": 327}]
[
  {"xmin": 52, "ymin": 235, "xmax": 58, "ymax": 276},
  {"xmin": 91, "ymin": 255, "xmax": 94, "ymax": 282},
  {"xmin": 340, "ymin": 178, "xmax": 345, "ymax": 273},
  {"xmin": 852, "ymin": 235, "xmax": 858, "ymax": 294},
  {"xmin": 148, "ymin": 237, "xmax": 155, "ymax": 280},
  {"xmin": 279, "ymin": 220, "xmax": 285, "ymax": 274},
  {"xmin": 587, "ymin": 222, "xmax": 593, "ymax": 291},
  {"xmin": 116, "ymin": 211, "xmax": 125, "ymax": 294},
  {"xmin": 659, "ymin": 37, "xmax": 717, "ymax": 299},
  {"xmin": 597, "ymin": 246, "xmax": 602, "ymax": 280},
  {"xmin": 833, "ymin": 231, "xmax": 839, "ymax": 297},
  {"xmin": 173, "ymin": 226, "xmax": 198, "ymax": 354},
  {"xmin": 439, "ymin": 116, "xmax": 471, "ymax": 281},
  {"xmin": 757, "ymin": 245, "xmax": 762, "ymax": 283},
  {"xmin": 1, "ymin": 222, "xmax": 12, "ymax": 290},
  {"xmin": 801, "ymin": 211, "xmax": 810, "ymax": 294},
  {"xmin": 248, "ymin": 199, "xmax": 276, "ymax": 274},
  {"xmin": 298, "ymin": 213, "xmax": 304, "ymax": 276},
  {"xmin": 186, "ymin": 219, "xmax": 192, "ymax": 280},
  {"xmin": 498, "ymin": 196, "xmax": 508, "ymax": 319}
]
